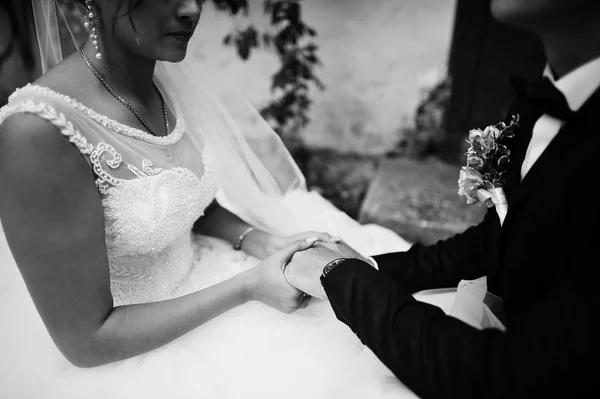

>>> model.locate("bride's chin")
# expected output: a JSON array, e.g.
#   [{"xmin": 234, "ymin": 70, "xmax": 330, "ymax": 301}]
[{"xmin": 158, "ymin": 49, "xmax": 188, "ymax": 63}]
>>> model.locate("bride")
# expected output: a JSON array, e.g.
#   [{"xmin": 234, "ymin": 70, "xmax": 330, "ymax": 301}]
[{"xmin": 0, "ymin": 1, "xmax": 459, "ymax": 398}]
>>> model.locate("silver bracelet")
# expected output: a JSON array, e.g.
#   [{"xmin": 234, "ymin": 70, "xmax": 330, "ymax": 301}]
[{"xmin": 234, "ymin": 227, "xmax": 256, "ymax": 251}]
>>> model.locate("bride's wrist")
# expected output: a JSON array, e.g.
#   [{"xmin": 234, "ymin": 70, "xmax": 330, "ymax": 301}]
[
  {"xmin": 233, "ymin": 271, "xmax": 255, "ymax": 304},
  {"xmin": 239, "ymin": 229, "xmax": 275, "ymax": 259}
]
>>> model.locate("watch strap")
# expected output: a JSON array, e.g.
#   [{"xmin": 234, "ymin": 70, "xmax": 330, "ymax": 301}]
[{"xmin": 321, "ymin": 258, "xmax": 347, "ymax": 279}]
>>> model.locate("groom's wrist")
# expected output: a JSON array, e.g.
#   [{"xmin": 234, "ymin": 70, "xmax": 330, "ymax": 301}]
[
  {"xmin": 320, "ymin": 258, "xmax": 377, "ymax": 297},
  {"xmin": 320, "ymin": 258, "xmax": 347, "ymax": 281},
  {"xmin": 320, "ymin": 256, "xmax": 376, "ymax": 285}
]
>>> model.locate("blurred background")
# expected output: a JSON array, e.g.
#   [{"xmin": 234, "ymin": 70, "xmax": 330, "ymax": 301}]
[{"xmin": 0, "ymin": 0, "xmax": 545, "ymax": 244}]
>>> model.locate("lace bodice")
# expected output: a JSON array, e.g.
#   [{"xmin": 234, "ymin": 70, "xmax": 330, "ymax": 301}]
[{"xmin": 0, "ymin": 84, "xmax": 221, "ymax": 305}]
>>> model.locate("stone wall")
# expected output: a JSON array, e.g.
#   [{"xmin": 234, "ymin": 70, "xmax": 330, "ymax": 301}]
[{"xmin": 194, "ymin": 0, "xmax": 456, "ymax": 155}]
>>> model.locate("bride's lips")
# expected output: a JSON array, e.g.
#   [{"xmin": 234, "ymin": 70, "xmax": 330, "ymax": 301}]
[{"xmin": 168, "ymin": 31, "xmax": 193, "ymax": 42}]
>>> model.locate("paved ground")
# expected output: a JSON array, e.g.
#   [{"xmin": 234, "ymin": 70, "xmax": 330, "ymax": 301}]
[{"xmin": 359, "ymin": 157, "xmax": 487, "ymax": 245}]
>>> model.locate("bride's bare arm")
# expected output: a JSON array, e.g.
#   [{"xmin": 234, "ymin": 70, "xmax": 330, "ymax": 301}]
[
  {"xmin": 194, "ymin": 203, "xmax": 277, "ymax": 258},
  {"xmin": 0, "ymin": 115, "xmax": 305, "ymax": 367},
  {"xmin": 195, "ymin": 201, "xmax": 260, "ymax": 245},
  {"xmin": 195, "ymin": 202, "xmax": 337, "ymax": 259}
]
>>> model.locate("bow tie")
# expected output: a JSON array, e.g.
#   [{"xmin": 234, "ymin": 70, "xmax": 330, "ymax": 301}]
[{"xmin": 511, "ymin": 75, "xmax": 574, "ymax": 121}]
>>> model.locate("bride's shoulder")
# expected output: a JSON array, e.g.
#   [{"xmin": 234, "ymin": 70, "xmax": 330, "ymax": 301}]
[
  {"xmin": 0, "ymin": 106, "xmax": 54, "ymax": 139},
  {"xmin": 0, "ymin": 56, "xmax": 95, "ymax": 150},
  {"xmin": 0, "ymin": 109, "xmax": 85, "ymax": 178},
  {"xmin": 0, "ymin": 61, "xmax": 95, "ymax": 163},
  {"xmin": 0, "ymin": 64, "xmax": 96, "ymax": 189},
  {"xmin": 0, "ymin": 95, "xmax": 61, "ymax": 141},
  {"xmin": 0, "ymin": 100, "xmax": 95, "ymax": 203},
  {"xmin": 0, "ymin": 106, "xmax": 94, "ymax": 174}
]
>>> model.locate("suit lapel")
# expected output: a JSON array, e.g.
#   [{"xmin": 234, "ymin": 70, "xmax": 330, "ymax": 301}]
[
  {"xmin": 504, "ymin": 87, "xmax": 600, "ymax": 215},
  {"xmin": 502, "ymin": 99, "xmax": 540, "ymax": 206},
  {"xmin": 488, "ymin": 86, "xmax": 600, "ymax": 289}
]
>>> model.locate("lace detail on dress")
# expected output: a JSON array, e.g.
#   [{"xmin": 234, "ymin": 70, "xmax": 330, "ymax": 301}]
[
  {"xmin": 1, "ymin": 94, "xmax": 222, "ymax": 306},
  {"xmin": 96, "ymin": 144, "xmax": 216, "ymax": 247},
  {"xmin": 90, "ymin": 142, "xmax": 127, "ymax": 194},
  {"xmin": 10, "ymin": 84, "xmax": 185, "ymax": 146},
  {"xmin": 0, "ymin": 100, "xmax": 95, "ymax": 155},
  {"xmin": 128, "ymin": 159, "xmax": 164, "ymax": 178},
  {"xmin": 100, "ymin": 145, "xmax": 220, "ymax": 305},
  {"xmin": 107, "ymin": 234, "xmax": 196, "ymax": 305},
  {"xmin": 102, "ymin": 168, "xmax": 206, "ymax": 250}
]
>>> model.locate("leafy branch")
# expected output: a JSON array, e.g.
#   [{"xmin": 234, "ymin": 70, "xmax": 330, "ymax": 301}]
[{"xmin": 217, "ymin": 0, "xmax": 324, "ymax": 146}]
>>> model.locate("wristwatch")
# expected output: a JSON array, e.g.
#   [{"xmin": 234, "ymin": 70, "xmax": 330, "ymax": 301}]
[{"xmin": 321, "ymin": 258, "xmax": 347, "ymax": 279}]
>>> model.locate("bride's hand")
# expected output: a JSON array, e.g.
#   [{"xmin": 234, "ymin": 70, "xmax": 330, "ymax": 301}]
[
  {"xmin": 243, "ymin": 230, "xmax": 341, "ymax": 260},
  {"xmin": 242, "ymin": 239, "xmax": 316, "ymax": 314}
]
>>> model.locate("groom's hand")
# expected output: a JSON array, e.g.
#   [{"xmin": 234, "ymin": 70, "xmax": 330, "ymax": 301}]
[{"xmin": 284, "ymin": 243, "xmax": 344, "ymax": 300}]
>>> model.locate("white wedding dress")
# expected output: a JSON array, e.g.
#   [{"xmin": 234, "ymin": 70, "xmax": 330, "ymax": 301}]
[{"xmin": 0, "ymin": 83, "xmax": 481, "ymax": 399}]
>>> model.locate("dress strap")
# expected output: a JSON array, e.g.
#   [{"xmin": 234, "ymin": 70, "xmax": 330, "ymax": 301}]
[{"xmin": 0, "ymin": 99, "xmax": 95, "ymax": 157}]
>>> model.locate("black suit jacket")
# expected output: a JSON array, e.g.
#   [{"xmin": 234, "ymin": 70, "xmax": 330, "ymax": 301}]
[{"xmin": 322, "ymin": 88, "xmax": 600, "ymax": 398}]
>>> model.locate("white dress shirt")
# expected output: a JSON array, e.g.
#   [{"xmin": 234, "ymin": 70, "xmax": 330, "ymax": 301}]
[{"xmin": 521, "ymin": 57, "xmax": 600, "ymax": 179}]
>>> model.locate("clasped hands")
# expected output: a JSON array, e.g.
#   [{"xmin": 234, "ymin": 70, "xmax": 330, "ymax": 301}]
[
  {"xmin": 265, "ymin": 231, "xmax": 370, "ymax": 300},
  {"xmin": 242, "ymin": 231, "xmax": 371, "ymax": 314}
]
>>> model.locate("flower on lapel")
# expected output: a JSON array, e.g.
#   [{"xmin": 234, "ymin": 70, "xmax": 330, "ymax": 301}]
[
  {"xmin": 458, "ymin": 114, "xmax": 519, "ymax": 225},
  {"xmin": 457, "ymin": 167, "xmax": 483, "ymax": 204}
]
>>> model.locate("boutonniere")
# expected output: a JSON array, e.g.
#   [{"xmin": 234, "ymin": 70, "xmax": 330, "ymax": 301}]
[{"xmin": 458, "ymin": 114, "xmax": 520, "ymax": 225}]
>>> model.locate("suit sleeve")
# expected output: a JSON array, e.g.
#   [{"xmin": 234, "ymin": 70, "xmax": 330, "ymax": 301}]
[
  {"xmin": 372, "ymin": 209, "xmax": 496, "ymax": 293},
  {"xmin": 322, "ymin": 259, "xmax": 598, "ymax": 399}
]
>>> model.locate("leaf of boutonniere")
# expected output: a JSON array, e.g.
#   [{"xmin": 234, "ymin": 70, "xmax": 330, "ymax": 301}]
[
  {"xmin": 498, "ymin": 155, "xmax": 510, "ymax": 167},
  {"xmin": 501, "ymin": 128, "xmax": 515, "ymax": 139},
  {"xmin": 497, "ymin": 144, "xmax": 510, "ymax": 156}
]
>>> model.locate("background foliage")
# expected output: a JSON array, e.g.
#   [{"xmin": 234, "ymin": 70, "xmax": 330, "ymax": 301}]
[{"xmin": 215, "ymin": 0, "xmax": 323, "ymax": 150}]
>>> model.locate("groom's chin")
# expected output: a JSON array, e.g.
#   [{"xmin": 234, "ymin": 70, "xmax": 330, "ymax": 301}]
[
  {"xmin": 491, "ymin": 0, "xmax": 588, "ymax": 28},
  {"xmin": 491, "ymin": 0, "xmax": 541, "ymax": 27}
]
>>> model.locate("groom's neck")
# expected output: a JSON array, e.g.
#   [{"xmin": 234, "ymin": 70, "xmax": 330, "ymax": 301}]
[{"xmin": 537, "ymin": 20, "xmax": 600, "ymax": 79}]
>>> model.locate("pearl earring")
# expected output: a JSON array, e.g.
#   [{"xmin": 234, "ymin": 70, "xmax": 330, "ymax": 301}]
[{"xmin": 84, "ymin": 0, "xmax": 102, "ymax": 60}]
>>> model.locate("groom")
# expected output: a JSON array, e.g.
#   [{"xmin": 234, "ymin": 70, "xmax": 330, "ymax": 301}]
[{"xmin": 284, "ymin": 0, "xmax": 600, "ymax": 397}]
